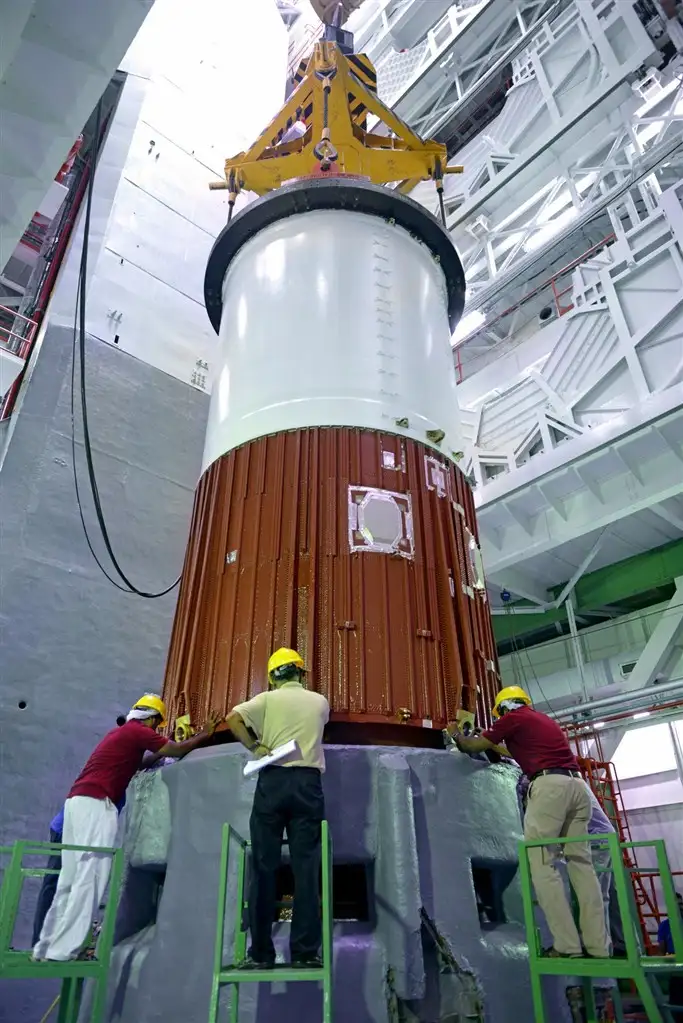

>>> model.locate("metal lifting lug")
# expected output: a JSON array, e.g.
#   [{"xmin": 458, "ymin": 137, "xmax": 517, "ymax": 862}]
[
  {"xmin": 426, "ymin": 429, "xmax": 446, "ymax": 445},
  {"xmin": 174, "ymin": 714, "xmax": 196, "ymax": 742},
  {"xmin": 313, "ymin": 138, "xmax": 339, "ymax": 166}
]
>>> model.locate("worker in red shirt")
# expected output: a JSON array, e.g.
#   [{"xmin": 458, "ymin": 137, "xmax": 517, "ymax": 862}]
[
  {"xmin": 33, "ymin": 694, "xmax": 220, "ymax": 963},
  {"xmin": 451, "ymin": 685, "xmax": 609, "ymax": 960}
]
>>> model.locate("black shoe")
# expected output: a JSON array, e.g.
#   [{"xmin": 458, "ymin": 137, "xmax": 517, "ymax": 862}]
[
  {"xmin": 238, "ymin": 954, "xmax": 275, "ymax": 970},
  {"xmin": 542, "ymin": 947, "xmax": 582, "ymax": 959},
  {"xmin": 292, "ymin": 954, "xmax": 323, "ymax": 969}
]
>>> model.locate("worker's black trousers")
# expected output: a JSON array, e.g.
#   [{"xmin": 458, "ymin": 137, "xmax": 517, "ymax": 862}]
[
  {"xmin": 670, "ymin": 973, "xmax": 683, "ymax": 1022},
  {"xmin": 248, "ymin": 766, "xmax": 324, "ymax": 963}
]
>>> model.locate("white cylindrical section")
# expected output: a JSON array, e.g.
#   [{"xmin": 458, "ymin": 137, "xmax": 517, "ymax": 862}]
[{"xmin": 202, "ymin": 208, "xmax": 464, "ymax": 473}]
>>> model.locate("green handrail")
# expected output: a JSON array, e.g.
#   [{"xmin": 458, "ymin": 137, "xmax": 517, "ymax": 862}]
[
  {"xmin": 209, "ymin": 820, "xmax": 334, "ymax": 1023},
  {"xmin": 621, "ymin": 841, "xmax": 683, "ymax": 960},
  {"xmin": 519, "ymin": 831, "xmax": 683, "ymax": 1023},
  {"xmin": 0, "ymin": 838, "xmax": 124, "ymax": 1023}
]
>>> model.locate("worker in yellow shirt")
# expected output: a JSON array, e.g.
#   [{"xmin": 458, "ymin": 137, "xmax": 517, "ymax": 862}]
[{"xmin": 226, "ymin": 648, "xmax": 330, "ymax": 970}]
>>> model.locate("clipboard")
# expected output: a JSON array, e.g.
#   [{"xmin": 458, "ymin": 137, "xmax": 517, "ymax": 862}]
[{"xmin": 243, "ymin": 740, "xmax": 301, "ymax": 778}]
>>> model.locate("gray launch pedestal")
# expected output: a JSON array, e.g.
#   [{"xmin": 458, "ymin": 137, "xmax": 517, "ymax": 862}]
[{"xmin": 79, "ymin": 745, "xmax": 570, "ymax": 1023}]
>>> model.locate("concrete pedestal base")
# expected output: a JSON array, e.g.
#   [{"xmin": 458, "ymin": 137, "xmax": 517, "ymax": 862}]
[{"xmin": 79, "ymin": 745, "xmax": 569, "ymax": 1023}]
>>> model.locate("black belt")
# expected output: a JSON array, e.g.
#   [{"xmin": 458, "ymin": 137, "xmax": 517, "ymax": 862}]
[{"xmin": 530, "ymin": 768, "xmax": 581, "ymax": 783}]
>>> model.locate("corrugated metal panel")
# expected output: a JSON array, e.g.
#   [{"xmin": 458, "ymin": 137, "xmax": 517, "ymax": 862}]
[{"xmin": 163, "ymin": 427, "xmax": 500, "ymax": 741}]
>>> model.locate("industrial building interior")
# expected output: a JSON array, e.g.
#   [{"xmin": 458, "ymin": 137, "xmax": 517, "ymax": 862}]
[{"xmin": 1, "ymin": 0, "xmax": 683, "ymax": 1021}]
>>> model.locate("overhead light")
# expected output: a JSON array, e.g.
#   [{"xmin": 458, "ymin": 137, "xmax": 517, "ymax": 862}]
[
  {"xmin": 594, "ymin": 721, "xmax": 605, "ymax": 729},
  {"xmin": 452, "ymin": 309, "xmax": 485, "ymax": 345},
  {"xmin": 633, "ymin": 711, "xmax": 651, "ymax": 720}
]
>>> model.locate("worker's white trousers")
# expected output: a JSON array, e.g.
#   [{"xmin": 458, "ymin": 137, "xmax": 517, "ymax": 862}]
[{"xmin": 34, "ymin": 796, "xmax": 118, "ymax": 961}]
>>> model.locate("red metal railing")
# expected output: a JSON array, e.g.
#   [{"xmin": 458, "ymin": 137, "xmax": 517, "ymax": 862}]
[
  {"xmin": 489, "ymin": 232, "xmax": 616, "ymax": 333},
  {"xmin": 551, "ymin": 275, "xmax": 574, "ymax": 317},
  {"xmin": 56, "ymin": 135, "xmax": 83, "ymax": 184},
  {"xmin": 0, "ymin": 120, "xmax": 104, "ymax": 421},
  {"xmin": 579, "ymin": 757, "xmax": 662, "ymax": 953},
  {"xmin": 0, "ymin": 304, "xmax": 38, "ymax": 361},
  {"xmin": 455, "ymin": 345, "xmax": 463, "ymax": 384},
  {"xmin": 548, "ymin": 233, "xmax": 616, "ymax": 317}
]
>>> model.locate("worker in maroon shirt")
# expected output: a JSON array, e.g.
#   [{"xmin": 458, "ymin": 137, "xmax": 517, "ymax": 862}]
[
  {"xmin": 451, "ymin": 685, "xmax": 610, "ymax": 960},
  {"xmin": 33, "ymin": 694, "xmax": 220, "ymax": 963}
]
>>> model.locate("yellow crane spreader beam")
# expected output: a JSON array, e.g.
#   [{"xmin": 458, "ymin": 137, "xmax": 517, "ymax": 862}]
[{"xmin": 210, "ymin": 41, "xmax": 462, "ymax": 199}]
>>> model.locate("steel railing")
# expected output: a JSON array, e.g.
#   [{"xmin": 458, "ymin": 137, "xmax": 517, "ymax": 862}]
[{"xmin": 0, "ymin": 303, "xmax": 38, "ymax": 361}]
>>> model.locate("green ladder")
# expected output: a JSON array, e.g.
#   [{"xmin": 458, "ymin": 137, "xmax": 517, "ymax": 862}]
[
  {"xmin": 519, "ymin": 831, "xmax": 683, "ymax": 1023},
  {"xmin": 209, "ymin": 821, "xmax": 333, "ymax": 1023},
  {"xmin": 0, "ymin": 839, "xmax": 124, "ymax": 1023}
]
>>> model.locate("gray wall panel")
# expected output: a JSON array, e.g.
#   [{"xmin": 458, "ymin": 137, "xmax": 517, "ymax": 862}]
[{"xmin": 0, "ymin": 324, "xmax": 208, "ymax": 1021}]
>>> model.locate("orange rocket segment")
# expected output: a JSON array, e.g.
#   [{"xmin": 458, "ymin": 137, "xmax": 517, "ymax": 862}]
[{"xmin": 162, "ymin": 428, "xmax": 500, "ymax": 745}]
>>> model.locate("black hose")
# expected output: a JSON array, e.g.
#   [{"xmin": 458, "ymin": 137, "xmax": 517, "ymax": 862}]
[
  {"xmin": 72, "ymin": 99, "xmax": 181, "ymax": 599},
  {"xmin": 438, "ymin": 185, "xmax": 447, "ymax": 226}
]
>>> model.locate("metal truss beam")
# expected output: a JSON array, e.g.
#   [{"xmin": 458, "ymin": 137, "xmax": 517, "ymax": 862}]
[
  {"xmin": 477, "ymin": 393, "xmax": 683, "ymax": 578},
  {"xmin": 598, "ymin": 577, "xmax": 683, "ymax": 761},
  {"xmin": 400, "ymin": 4, "xmax": 681, "ymax": 357},
  {"xmin": 384, "ymin": 0, "xmax": 573, "ymax": 136},
  {"xmin": 456, "ymin": 128, "xmax": 683, "ymax": 352}
]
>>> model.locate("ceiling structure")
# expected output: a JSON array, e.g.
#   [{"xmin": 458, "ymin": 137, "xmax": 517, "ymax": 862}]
[{"xmin": 307, "ymin": 0, "xmax": 683, "ymax": 645}]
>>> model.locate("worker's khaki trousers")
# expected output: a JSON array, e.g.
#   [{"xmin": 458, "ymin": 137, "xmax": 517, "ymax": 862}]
[{"xmin": 524, "ymin": 774, "xmax": 610, "ymax": 957}]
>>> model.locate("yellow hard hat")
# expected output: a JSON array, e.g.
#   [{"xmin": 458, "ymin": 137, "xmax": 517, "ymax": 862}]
[
  {"xmin": 133, "ymin": 693, "xmax": 167, "ymax": 727},
  {"xmin": 492, "ymin": 686, "xmax": 532, "ymax": 719},
  {"xmin": 267, "ymin": 648, "xmax": 305, "ymax": 677}
]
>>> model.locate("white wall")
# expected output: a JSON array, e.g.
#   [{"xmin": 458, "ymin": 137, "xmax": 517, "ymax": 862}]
[
  {"xmin": 59, "ymin": 0, "xmax": 287, "ymax": 394},
  {"xmin": 612, "ymin": 721, "xmax": 680, "ymax": 784},
  {"xmin": 499, "ymin": 600, "xmax": 683, "ymax": 704},
  {"xmin": 612, "ymin": 720, "xmax": 683, "ymax": 891},
  {"xmin": 626, "ymin": 801, "xmax": 683, "ymax": 888}
]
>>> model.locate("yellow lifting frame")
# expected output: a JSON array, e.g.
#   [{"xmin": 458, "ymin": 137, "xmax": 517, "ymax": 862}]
[{"xmin": 210, "ymin": 41, "xmax": 462, "ymax": 199}]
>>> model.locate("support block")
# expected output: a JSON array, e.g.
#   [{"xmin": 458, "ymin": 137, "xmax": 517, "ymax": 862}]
[{"xmin": 76, "ymin": 745, "xmax": 574, "ymax": 1022}]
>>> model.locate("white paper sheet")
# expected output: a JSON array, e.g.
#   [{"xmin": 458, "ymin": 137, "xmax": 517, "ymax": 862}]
[{"xmin": 243, "ymin": 740, "xmax": 301, "ymax": 777}]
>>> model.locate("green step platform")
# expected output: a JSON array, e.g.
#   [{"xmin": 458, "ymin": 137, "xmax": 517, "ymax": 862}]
[
  {"xmin": 209, "ymin": 821, "xmax": 334, "ymax": 1023},
  {"xmin": 519, "ymin": 831, "xmax": 683, "ymax": 1023},
  {"xmin": 0, "ymin": 839, "xmax": 124, "ymax": 1023}
]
